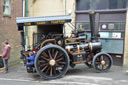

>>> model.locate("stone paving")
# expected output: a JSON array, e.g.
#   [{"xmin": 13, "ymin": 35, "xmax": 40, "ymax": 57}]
[{"xmin": 0, "ymin": 62, "xmax": 128, "ymax": 85}]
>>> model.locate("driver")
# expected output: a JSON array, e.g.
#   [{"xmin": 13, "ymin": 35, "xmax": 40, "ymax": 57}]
[{"xmin": 26, "ymin": 51, "xmax": 36, "ymax": 66}]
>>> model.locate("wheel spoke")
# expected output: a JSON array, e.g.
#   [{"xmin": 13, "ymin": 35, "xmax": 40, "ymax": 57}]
[
  {"xmin": 39, "ymin": 63, "xmax": 47, "ymax": 66},
  {"xmin": 56, "ymin": 63, "xmax": 62, "ymax": 73},
  {"xmin": 56, "ymin": 57, "xmax": 64, "ymax": 62},
  {"xmin": 104, "ymin": 56, "xmax": 109, "ymax": 64},
  {"xmin": 40, "ymin": 56, "xmax": 49, "ymax": 61},
  {"xmin": 39, "ymin": 60, "xmax": 46, "ymax": 63},
  {"xmin": 46, "ymin": 66, "xmax": 50, "ymax": 74},
  {"xmin": 50, "ymin": 66, "xmax": 53, "ymax": 76},
  {"xmin": 48, "ymin": 50, "xmax": 53, "ymax": 59},
  {"xmin": 102, "ymin": 64, "xmax": 107, "ymax": 69},
  {"xmin": 39, "ymin": 64, "xmax": 45, "ymax": 68},
  {"xmin": 105, "ymin": 61, "xmax": 109, "ymax": 65},
  {"xmin": 54, "ymin": 50, "xmax": 58, "ymax": 59},
  {"xmin": 53, "ymin": 66, "xmax": 56, "ymax": 75},
  {"xmin": 101, "ymin": 65, "xmax": 104, "ymax": 69},
  {"xmin": 42, "ymin": 52, "xmax": 49, "ymax": 58},
  {"xmin": 56, "ymin": 53, "xmax": 63, "ymax": 59},
  {"xmin": 58, "ymin": 61, "xmax": 66, "ymax": 65},
  {"xmin": 101, "ymin": 55, "xmax": 104, "ymax": 61},
  {"xmin": 41, "ymin": 65, "xmax": 48, "ymax": 72},
  {"xmin": 96, "ymin": 61, "xmax": 100, "ymax": 64}
]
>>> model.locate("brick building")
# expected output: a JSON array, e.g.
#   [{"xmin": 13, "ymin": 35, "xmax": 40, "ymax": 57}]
[{"xmin": 0, "ymin": 0, "xmax": 22, "ymax": 65}]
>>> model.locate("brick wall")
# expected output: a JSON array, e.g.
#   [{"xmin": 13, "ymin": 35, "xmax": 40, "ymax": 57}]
[{"xmin": 0, "ymin": 0, "xmax": 23, "ymax": 65}]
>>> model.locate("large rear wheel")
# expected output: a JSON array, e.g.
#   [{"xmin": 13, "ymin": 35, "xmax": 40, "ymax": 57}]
[{"xmin": 34, "ymin": 44, "xmax": 69, "ymax": 79}]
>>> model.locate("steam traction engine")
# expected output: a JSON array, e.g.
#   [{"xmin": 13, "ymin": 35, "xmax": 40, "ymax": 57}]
[{"xmin": 16, "ymin": 12, "xmax": 113, "ymax": 79}]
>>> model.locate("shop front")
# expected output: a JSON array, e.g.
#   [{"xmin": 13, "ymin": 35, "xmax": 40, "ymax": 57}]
[{"xmin": 75, "ymin": 0, "xmax": 127, "ymax": 66}]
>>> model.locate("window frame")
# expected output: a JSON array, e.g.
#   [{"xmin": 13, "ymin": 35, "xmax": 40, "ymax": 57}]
[{"xmin": 3, "ymin": 0, "xmax": 11, "ymax": 17}]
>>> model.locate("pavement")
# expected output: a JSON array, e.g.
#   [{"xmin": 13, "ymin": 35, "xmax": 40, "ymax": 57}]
[{"xmin": 0, "ymin": 62, "xmax": 128, "ymax": 85}]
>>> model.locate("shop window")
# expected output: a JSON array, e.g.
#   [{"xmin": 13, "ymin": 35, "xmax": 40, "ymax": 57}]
[
  {"xmin": 99, "ymin": 23, "xmax": 125, "ymax": 39},
  {"xmin": 3, "ymin": 0, "xmax": 11, "ymax": 16}
]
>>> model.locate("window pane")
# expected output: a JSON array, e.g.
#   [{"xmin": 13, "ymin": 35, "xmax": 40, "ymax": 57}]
[
  {"xmin": 3, "ymin": 0, "xmax": 11, "ymax": 15},
  {"xmin": 76, "ymin": 23, "xmax": 90, "ymax": 31},
  {"xmin": 109, "ymin": 0, "xmax": 127, "ymax": 9},
  {"xmin": 100, "ymin": 39, "xmax": 123, "ymax": 54},
  {"xmin": 76, "ymin": 0, "xmax": 91, "ymax": 10},
  {"xmin": 99, "ymin": 23, "xmax": 125, "ymax": 31},
  {"xmin": 92, "ymin": 0, "xmax": 108, "ymax": 10},
  {"xmin": 109, "ymin": 0, "xmax": 117, "ymax": 9},
  {"xmin": 99, "ymin": 32, "xmax": 124, "ymax": 38},
  {"xmin": 5, "ymin": 0, "xmax": 9, "ymax": 6}
]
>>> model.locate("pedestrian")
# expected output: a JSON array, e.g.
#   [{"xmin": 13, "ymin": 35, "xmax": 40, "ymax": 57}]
[{"xmin": 2, "ymin": 40, "xmax": 11, "ymax": 73}]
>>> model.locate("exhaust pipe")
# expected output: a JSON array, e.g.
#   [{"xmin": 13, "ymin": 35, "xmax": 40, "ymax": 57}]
[{"xmin": 89, "ymin": 11, "xmax": 96, "ymax": 42}]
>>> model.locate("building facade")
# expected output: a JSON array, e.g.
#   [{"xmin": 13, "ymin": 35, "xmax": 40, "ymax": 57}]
[
  {"xmin": 0, "ymin": 0, "xmax": 22, "ymax": 65},
  {"xmin": 25, "ymin": 0, "xmax": 76, "ymax": 50},
  {"xmin": 26, "ymin": 0, "xmax": 128, "ymax": 66}
]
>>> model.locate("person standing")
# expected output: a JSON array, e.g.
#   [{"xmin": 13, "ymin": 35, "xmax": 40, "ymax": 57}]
[{"xmin": 2, "ymin": 40, "xmax": 11, "ymax": 73}]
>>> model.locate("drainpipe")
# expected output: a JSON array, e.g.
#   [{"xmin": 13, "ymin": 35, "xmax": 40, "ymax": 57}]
[
  {"xmin": 25, "ymin": 0, "xmax": 29, "ymax": 17},
  {"xmin": 25, "ymin": 0, "xmax": 29, "ymax": 51},
  {"xmin": 65, "ymin": 0, "xmax": 66, "ymax": 15},
  {"xmin": 22, "ymin": 0, "xmax": 25, "ymax": 17}
]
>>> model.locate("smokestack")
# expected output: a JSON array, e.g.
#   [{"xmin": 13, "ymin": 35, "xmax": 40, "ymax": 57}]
[{"xmin": 89, "ymin": 11, "xmax": 96, "ymax": 41}]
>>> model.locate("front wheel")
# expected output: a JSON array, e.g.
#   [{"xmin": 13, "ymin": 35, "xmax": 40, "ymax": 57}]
[
  {"xmin": 93, "ymin": 52, "xmax": 113, "ymax": 72},
  {"xmin": 34, "ymin": 44, "xmax": 69, "ymax": 79}
]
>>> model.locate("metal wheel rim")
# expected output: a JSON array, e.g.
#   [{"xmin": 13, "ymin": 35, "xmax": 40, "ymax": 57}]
[
  {"xmin": 35, "ymin": 47, "xmax": 69, "ymax": 79},
  {"xmin": 94, "ymin": 54, "xmax": 112, "ymax": 71}
]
